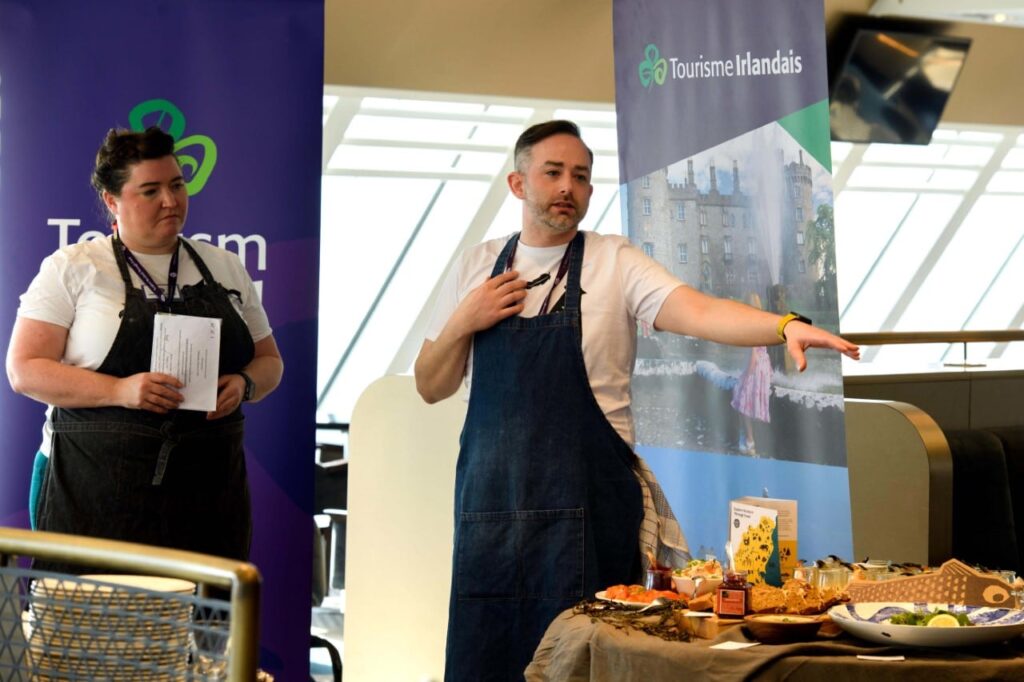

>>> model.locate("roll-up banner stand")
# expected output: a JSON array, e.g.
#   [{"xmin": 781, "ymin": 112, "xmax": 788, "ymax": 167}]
[
  {"xmin": 0, "ymin": 1, "xmax": 323, "ymax": 676},
  {"xmin": 613, "ymin": 0, "xmax": 853, "ymax": 566}
]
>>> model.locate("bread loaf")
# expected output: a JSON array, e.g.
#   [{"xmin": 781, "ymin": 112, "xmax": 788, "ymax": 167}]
[{"xmin": 749, "ymin": 583, "xmax": 786, "ymax": 613}]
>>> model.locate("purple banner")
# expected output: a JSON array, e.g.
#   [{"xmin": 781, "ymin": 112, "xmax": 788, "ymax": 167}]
[{"xmin": 0, "ymin": 1, "xmax": 323, "ymax": 678}]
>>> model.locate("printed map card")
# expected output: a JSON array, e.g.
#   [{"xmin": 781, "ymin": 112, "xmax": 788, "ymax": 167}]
[
  {"xmin": 735, "ymin": 496, "xmax": 797, "ymax": 579},
  {"xmin": 729, "ymin": 500, "xmax": 781, "ymax": 586}
]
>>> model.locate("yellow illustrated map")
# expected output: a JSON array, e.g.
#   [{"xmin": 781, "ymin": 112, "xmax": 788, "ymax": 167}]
[{"xmin": 734, "ymin": 515, "xmax": 776, "ymax": 584}]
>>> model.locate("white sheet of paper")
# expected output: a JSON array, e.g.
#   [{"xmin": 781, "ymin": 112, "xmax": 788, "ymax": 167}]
[
  {"xmin": 151, "ymin": 313, "xmax": 221, "ymax": 412},
  {"xmin": 710, "ymin": 641, "xmax": 760, "ymax": 650}
]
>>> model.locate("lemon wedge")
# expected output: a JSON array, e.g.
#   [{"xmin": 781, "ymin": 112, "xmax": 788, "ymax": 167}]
[{"xmin": 926, "ymin": 613, "xmax": 961, "ymax": 627}]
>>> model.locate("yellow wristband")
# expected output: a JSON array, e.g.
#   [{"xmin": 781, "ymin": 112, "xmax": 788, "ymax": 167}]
[{"xmin": 776, "ymin": 312, "xmax": 811, "ymax": 341}]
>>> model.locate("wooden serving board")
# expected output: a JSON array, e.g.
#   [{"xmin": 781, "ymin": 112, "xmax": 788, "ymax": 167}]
[
  {"xmin": 674, "ymin": 611, "xmax": 745, "ymax": 639},
  {"xmin": 845, "ymin": 559, "xmax": 1016, "ymax": 606}
]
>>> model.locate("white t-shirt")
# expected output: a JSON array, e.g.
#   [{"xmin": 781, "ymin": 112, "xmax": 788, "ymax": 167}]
[
  {"xmin": 425, "ymin": 230, "xmax": 683, "ymax": 447},
  {"xmin": 17, "ymin": 234, "xmax": 272, "ymax": 453}
]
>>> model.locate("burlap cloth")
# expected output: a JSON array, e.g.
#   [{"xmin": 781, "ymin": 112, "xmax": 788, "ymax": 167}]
[{"xmin": 525, "ymin": 608, "xmax": 1024, "ymax": 681}]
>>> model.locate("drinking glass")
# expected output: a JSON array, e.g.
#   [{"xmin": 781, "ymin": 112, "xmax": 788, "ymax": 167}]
[
  {"xmin": 818, "ymin": 566, "xmax": 850, "ymax": 595},
  {"xmin": 862, "ymin": 559, "xmax": 891, "ymax": 581},
  {"xmin": 792, "ymin": 565, "xmax": 819, "ymax": 586}
]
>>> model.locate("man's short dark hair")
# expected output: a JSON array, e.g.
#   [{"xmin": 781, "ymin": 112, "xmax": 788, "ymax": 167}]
[{"xmin": 514, "ymin": 120, "xmax": 594, "ymax": 173}]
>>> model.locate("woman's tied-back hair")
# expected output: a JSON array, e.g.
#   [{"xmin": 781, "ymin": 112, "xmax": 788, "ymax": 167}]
[
  {"xmin": 513, "ymin": 120, "xmax": 594, "ymax": 173},
  {"xmin": 91, "ymin": 126, "xmax": 177, "ymax": 199}
]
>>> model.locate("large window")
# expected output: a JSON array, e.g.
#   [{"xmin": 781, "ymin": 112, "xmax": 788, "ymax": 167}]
[
  {"xmin": 831, "ymin": 128, "xmax": 1024, "ymax": 369},
  {"xmin": 318, "ymin": 88, "xmax": 1024, "ymax": 422}
]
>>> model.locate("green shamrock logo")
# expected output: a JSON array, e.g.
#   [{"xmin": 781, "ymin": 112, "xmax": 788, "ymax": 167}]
[
  {"xmin": 638, "ymin": 44, "xmax": 668, "ymax": 89},
  {"xmin": 128, "ymin": 99, "xmax": 218, "ymax": 196}
]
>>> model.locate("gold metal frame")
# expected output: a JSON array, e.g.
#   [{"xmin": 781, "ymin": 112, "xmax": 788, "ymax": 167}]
[
  {"xmin": 843, "ymin": 330, "xmax": 1024, "ymax": 345},
  {"xmin": 0, "ymin": 526, "xmax": 261, "ymax": 682}
]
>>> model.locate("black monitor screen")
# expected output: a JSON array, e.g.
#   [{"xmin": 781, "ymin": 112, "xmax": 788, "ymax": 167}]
[{"xmin": 829, "ymin": 29, "xmax": 971, "ymax": 145}]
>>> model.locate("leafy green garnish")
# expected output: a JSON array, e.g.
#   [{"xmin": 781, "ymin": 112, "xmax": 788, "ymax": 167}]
[{"xmin": 887, "ymin": 609, "xmax": 971, "ymax": 626}]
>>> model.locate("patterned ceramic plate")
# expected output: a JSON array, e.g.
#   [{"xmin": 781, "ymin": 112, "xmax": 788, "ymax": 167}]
[{"xmin": 828, "ymin": 602, "xmax": 1024, "ymax": 647}]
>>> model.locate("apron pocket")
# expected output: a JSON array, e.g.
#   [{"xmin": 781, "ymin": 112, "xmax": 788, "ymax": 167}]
[
  {"xmin": 456, "ymin": 508, "xmax": 584, "ymax": 600},
  {"xmin": 519, "ymin": 508, "xmax": 585, "ymax": 599}
]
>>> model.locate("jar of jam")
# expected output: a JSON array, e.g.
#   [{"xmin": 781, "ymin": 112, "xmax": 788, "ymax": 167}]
[
  {"xmin": 715, "ymin": 570, "xmax": 750, "ymax": 617},
  {"xmin": 644, "ymin": 566, "xmax": 673, "ymax": 591}
]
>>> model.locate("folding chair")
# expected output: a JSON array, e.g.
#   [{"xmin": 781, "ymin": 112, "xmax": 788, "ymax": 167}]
[{"xmin": 0, "ymin": 526, "xmax": 262, "ymax": 681}]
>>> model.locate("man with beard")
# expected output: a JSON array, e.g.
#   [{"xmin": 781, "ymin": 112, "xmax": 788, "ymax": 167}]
[{"xmin": 414, "ymin": 120, "xmax": 858, "ymax": 681}]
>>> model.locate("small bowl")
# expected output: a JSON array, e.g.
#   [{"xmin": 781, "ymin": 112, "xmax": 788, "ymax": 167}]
[
  {"xmin": 743, "ymin": 614, "xmax": 822, "ymax": 644},
  {"xmin": 671, "ymin": 575, "xmax": 723, "ymax": 598}
]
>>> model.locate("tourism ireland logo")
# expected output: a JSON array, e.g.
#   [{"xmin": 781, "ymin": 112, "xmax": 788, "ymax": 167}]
[
  {"xmin": 638, "ymin": 43, "xmax": 668, "ymax": 89},
  {"xmin": 128, "ymin": 99, "xmax": 218, "ymax": 196}
]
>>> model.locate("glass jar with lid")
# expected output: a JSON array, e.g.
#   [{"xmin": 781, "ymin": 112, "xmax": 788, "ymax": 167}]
[{"xmin": 715, "ymin": 570, "xmax": 750, "ymax": 617}]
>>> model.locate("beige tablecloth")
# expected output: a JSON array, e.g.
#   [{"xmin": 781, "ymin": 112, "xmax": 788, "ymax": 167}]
[{"xmin": 526, "ymin": 609, "xmax": 1024, "ymax": 681}]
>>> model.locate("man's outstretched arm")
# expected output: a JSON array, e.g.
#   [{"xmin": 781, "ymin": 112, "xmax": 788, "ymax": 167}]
[{"xmin": 653, "ymin": 285, "xmax": 859, "ymax": 372}]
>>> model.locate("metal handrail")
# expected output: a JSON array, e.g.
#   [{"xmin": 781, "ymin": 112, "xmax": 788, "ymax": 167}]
[
  {"xmin": 0, "ymin": 526, "xmax": 261, "ymax": 682},
  {"xmin": 842, "ymin": 330, "xmax": 1024, "ymax": 345}
]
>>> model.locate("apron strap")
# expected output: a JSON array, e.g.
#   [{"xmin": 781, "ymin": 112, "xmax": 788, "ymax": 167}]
[
  {"xmin": 491, "ymin": 234, "xmax": 519, "ymax": 278},
  {"xmin": 111, "ymin": 235, "xmax": 137, "ymax": 289},
  {"xmin": 562, "ymin": 232, "xmax": 585, "ymax": 315},
  {"xmin": 488, "ymin": 231, "xmax": 586, "ymax": 315},
  {"xmin": 152, "ymin": 422, "xmax": 179, "ymax": 485},
  {"xmin": 178, "ymin": 238, "xmax": 219, "ymax": 285},
  {"xmin": 113, "ymin": 235, "xmax": 221, "ymax": 289}
]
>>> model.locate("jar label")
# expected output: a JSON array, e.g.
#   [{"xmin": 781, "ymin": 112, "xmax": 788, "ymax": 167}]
[{"xmin": 716, "ymin": 588, "xmax": 747, "ymax": 616}]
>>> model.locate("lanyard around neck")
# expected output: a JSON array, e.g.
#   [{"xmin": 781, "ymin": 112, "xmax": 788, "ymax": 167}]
[
  {"xmin": 504, "ymin": 236, "xmax": 574, "ymax": 316},
  {"xmin": 120, "ymin": 238, "xmax": 181, "ymax": 309}
]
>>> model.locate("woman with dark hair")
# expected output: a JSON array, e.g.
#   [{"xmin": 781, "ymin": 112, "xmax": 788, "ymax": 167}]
[{"xmin": 6, "ymin": 127, "xmax": 283, "ymax": 570}]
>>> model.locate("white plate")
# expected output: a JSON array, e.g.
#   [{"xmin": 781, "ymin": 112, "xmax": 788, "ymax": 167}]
[
  {"xmin": 828, "ymin": 602, "xmax": 1024, "ymax": 647},
  {"xmin": 79, "ymin": 575, "xmax": 196, "ymax": 594},
  {"xmin": 31, "ymin": 575, "xmax": 195, "ymax": 598},
  {"xmin": 595, "ymin": 590, "xmax": 659, "ymax": 609}
]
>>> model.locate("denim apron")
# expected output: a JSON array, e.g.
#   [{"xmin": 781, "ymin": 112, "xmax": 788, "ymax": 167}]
[
  {"xmin": 35, "ymin": 237, "xmax": 255, "ymax": 573},
  {"xmin": 445, "ymin": 232, "xmax": 643, "ymax": 681}
]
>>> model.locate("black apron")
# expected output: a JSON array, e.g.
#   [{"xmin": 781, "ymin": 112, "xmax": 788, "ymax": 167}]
[
  {"xmin": 35, "ymin": 237, "xmax": 255, "ymax": 573},
  {"xmin": 445, "ymin": 232, "xmax": 643, "ymax": 681}
]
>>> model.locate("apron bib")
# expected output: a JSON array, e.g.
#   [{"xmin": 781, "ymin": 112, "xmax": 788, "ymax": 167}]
[
  {"xmin": 445, "ymin": 232, "xmax": 643, "ymax": 681},
  {"xmin": 35, "ymin": 237, "xmax": 256, "ymax": 573}
]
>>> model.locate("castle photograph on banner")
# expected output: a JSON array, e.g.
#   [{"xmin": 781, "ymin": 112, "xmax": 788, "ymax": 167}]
[{"xmin": 625, "ymin": 120, "xmax": 843, "ymax": 464}]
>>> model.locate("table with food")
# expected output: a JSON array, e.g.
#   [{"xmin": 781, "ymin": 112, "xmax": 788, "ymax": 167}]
[{"xmin": 526, "ymin": 557, "xmax": 1024, "ymax": 681}]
